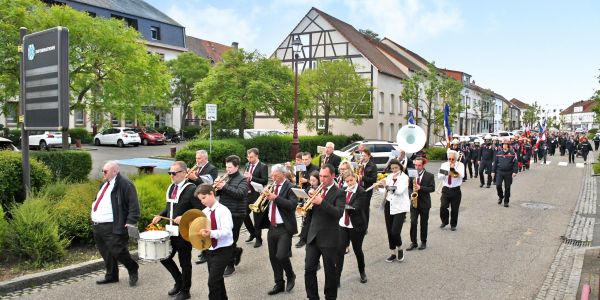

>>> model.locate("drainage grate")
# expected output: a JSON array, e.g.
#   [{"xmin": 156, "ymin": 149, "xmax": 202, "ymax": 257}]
[{"xmin": 560, "ymin": 236, "xmax": 592, "ymax": 247}]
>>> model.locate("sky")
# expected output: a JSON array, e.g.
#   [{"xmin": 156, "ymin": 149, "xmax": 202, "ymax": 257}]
[{"xmin": 146, "ymin": 0, "xmax": 600, "ymax": 109}]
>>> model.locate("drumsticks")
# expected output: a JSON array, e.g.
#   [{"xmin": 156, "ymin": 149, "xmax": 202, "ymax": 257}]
[{"xmin": 153, "ymin": 215, "xmax": 175, "ymax": 222}]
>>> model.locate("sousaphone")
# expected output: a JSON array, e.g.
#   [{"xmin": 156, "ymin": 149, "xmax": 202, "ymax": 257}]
[{"xmin": 396, "ymin": 124, "xmax": 426, "ymax": 155}]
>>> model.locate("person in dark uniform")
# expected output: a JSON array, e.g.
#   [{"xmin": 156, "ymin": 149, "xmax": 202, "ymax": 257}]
[
  {"xmin": 492, "ymin": 140, "xmax": 518, "ymax": 207},
  {"xmin": 559, "ymin": 135, "xmax": 566, "ymax": 156},
  {"xmin": 478, "ymin": 135, "xmax": 495, "ymax": 188},
  {"xmin": 151, "ymin": 161, "xmax": 200, "ymax": 300},
  {"xmin": 593, "ymin": 134, "xmax": 600, "ymax": 151},
  {"xmin": 406, "ymin": 157, "xmax": 435, "ymax": 251},
  {"xmin": 300, "ymin": 152, "xmax": 319, "ymax": 189},
  {"xmin": 296, "ymin": 171, "xmax": 320, "ymax": 249},
  {"xmin": 460, "ymin": 139, "xmax": 470, "ymax": 182},
  {"xmin": 243, "ymin": 148, "xmax": 269, "ymax": 248},
  {"xmin": 523, "ymin": 139, "xmax": 533, "ymax": 170},
  {"xmin": 318, "ymin": 142, "xmax": 342, "ymax": 175},
  {"xmin": 357, "ymin": 149, "xmax": 377, "ymax": 230},
  {"xmin": 470, "ymin": 141, "xmax": 480, "ymax": 178},
  {"xmin": 579, "ymin": 136, "xmax": 593, "ymax": 164}
]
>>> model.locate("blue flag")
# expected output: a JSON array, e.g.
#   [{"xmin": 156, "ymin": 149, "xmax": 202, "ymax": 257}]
[
  {"xmin": 408, "ymin": 110, "xmax": 415, "ymax": 125},
  {"xmin": 444, "ymin": 104, "xmax": 452, "ymax": 145}
]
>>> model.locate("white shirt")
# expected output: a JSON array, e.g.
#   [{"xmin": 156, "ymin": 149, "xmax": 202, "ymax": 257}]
[
  {"xmin": 378, "ymin": 172, "xmax": 410, "ymax": 214},
  {"xmin": 438, "ymin": 161, "xmax": 464, "ymax": 188},
  {"xmin": 91, "ymin": 177, "xmax": 116, "ymax": 223},
  {"xmin": 203, "ymin": 201, "xmax": 233, "ymax": 250},
  {"xmin": 268, "ymin": 181, "xmax": 285, "ymax": 225},
  {"xmin": 339, "ymin": 184, "xmax": 358, "ymax": 228}
]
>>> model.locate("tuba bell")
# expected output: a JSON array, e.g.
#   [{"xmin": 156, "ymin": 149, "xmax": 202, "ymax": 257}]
[{"xmin": 396, "ymin": 124, "xmax": 427, "ymax": 155}]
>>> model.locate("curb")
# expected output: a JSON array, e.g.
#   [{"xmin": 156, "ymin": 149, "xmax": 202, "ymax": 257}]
[{"xmin": 0, "ymin": 252, "xmax": 138, "ymax": 295}]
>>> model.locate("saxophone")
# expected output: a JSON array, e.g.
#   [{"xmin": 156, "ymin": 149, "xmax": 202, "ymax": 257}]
[{"xmin": 410, "ymin": 177, "xmax": 418, "ymax": 208}]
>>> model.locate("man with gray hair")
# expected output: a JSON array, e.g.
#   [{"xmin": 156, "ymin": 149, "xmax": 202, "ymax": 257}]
[
  {"xmin": 187, "ymin": 150, "xmax": 218, "ymax": 187},
  {"xmin": 318, "ymin": 142, "xmax": 341, "ymax": 176},
  {"xmin": 92, "ymin": 161, "xmax": 140, "ymax": 287},
  {"xmin": 437, "ymin": 150, "xmax": 464, "ymax": 231}
]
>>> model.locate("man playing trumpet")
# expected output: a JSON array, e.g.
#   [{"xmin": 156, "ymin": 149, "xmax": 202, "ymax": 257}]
[{"xmin": 438, "ymin": 150, "xmax": 464, "ymax": 231}]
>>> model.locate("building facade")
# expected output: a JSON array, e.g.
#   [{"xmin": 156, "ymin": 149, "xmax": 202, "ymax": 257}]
[{"xmin": 560, "ymin": 100, "xmax": 598, "ymax": 131}]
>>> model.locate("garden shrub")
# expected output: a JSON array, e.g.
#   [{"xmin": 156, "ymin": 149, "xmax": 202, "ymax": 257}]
[
  {"xmin": 182, "ymin": 125, "xmax": 202, "ymax": 140},
  {"xmin": 39, "ymin": 180, "xmax": 69, "ymax": 202},
  {"xmin": 54, "ymin": 181, "xmax": 99, "ymax": 244},
  {"xmin": 0, "ymin": 151, "xmax": 52, "ymax": 210},
  {"xmin": 31, "ymin": 150, "xmax": 92, "ymax": 182},
  {"xmin": 8, "ymin": 197, "xmax": 68, "ymax": 266},
  {"xmin": 68, "ymin": 128, "xmax": 93, "ymax": 144},
  {"xmin": 427, "ymin": 147, "xmax": 448, "ymax": 161},
  {"xmin": 178, "ymin": 139, "xmax": 247, "ymax": 168},
  {"xmin": 0, "ymin": 205, "xmax": 8, "ymax": 258},
  {"xmin": 134, "ymin": 174, "xmax": 172, "ymax": 230},
  {"xmin": 156, "ymin": 126, "xmax": 176, "ymax": 137},
  {"xmin": 8, "ymin": 129, "xmax": 21, "ymax": 145}
]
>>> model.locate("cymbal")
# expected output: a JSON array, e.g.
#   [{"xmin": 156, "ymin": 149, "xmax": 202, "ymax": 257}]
[
  {"xmin": 189, "ymin": 217, "xmax": 211, "ymax": 250},
  {"xmin": 179, "ymin": 209, "xmax": 204, "ymax": 241}
]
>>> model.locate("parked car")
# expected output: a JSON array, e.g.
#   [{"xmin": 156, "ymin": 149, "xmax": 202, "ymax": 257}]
[
  {"xmin": 337, "ymin": 140, "xmax": 400, "ymax": 172},
  {"xmin": 93, "ymin": 127, "xmax": 141, "ymax": 147},
  {"xmin": 495, "ymin": 131, "xmax": 515, "ymax": 138},
  {"xmin": 0, "ymin": 137, "xmax": 18, "ymax": 151},
  {"xmin": 28, "ymin": 131, "xmax": 71, "ymax": 150},
  {"xmin": 132, "ymin": 126, "xmax": 166, "ymax": 146}
]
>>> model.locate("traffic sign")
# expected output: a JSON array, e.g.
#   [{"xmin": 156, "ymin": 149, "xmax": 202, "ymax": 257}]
[{"xmin": 206, "ymin": 104, "xmax": 217, "ymax": 121}]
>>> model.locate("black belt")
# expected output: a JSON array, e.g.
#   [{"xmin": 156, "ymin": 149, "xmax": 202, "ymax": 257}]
[
  {"xmin": 442, "ymin": 186, "xmax": 461, "ymax": 190},
  {"xmin": 92, "ymin": 221, "xmax": 113, "ymax": 226},
  {"xmin": 269, "ymin": 223, "xmax": 285, "ymax": 228}
]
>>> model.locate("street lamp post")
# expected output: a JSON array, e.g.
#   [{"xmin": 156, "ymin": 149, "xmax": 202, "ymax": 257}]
[
  {"xmin": 463, "ymin": 91, "xmax": 468, "ymax": 135},
  {"xmin": 290, "ymin": 36, "xmax": 302, "ymax": 160}
]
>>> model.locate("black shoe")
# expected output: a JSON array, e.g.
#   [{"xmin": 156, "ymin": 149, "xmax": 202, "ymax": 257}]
[
  {"xmin": 196, "ymin": 252, "xmax": 207, "ymax": 264},
  {"xmin": 96, "ymin": 278, "xmax": 118, "ymax": 285},
  {"xmin": 498, "ymin": 198, "xmax": 503, "ymax": 205},
  {"xmin": 175, "ymin": 292, "xmax": 191, "ymax": 300},
  {"xmin": 440, "ymin": 223, "xmax": 448, "ymax": 229},
  {"xmin": 418, "ymin": 242, "xmax": 427, "ymax": 250},
  {"xmin": 504, "ymin": 203, "xmax": 509, "ymax": 207},
  {"xmin": 359, "ymin": 272, "xmax": 367, "ymax": 283},
  {"xmin": 268, "ymin": 285, "xmax": 285, "ymax": 295},
  {"xmin": 254, "ymin": 240, "xmax": 262, "ymax": 248},
  {"xmin": 168, "ymin": 283, "xmax": 181, "ymax": 296},
  {"xmin": 486, "ymin": 185, "xmax": 491, "ymax": 188},
  {"xmin": 286, "ymin": 276, "xmax": 296, "ymax": 292},
  {"xmin": 234, "ymin": 247, "xmax": 243, "ymax": 266},
  {"xmin": 474, "ymin": 175, "xmax": 478, "ymax": 178},
  {"xmin": 462, "ymin": 179, "xmax": 467, "ymax": 182},
  {"xmin": 128, "ymin": 273, "xmax": 138, "ymax": 287},
  {"xmin": 245, "ymin": 235, "xmax": 255, "ymax": 243},
  {"xmin": 295, "ymin": 239, "xmax": 306, "ymax": 248},
  {"xmin": 479, "ymin": 184, "xmax": 484, "ymax": 188},
  {"xmin": 450, "ymin": 227, "xmax": 457, "ymax": 231},
  {"xmin": 385, "ymin": 254, "xmax": 396, "ymax": 262},
  {"xmin": 397, "ymin": 249, "xmax": 405, "ymax": 262},
  {"xmin": 406, "ymin": 243, "xmax": 418, "ymax": 251},
  {"xmin": 223, "ymin": 265, "xmax": 235, "ymax": 277}
]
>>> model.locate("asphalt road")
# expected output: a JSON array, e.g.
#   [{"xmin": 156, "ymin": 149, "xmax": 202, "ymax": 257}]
[{"xmin": 17, "ymin": 151, "xmax": 588, "ymax": 299}]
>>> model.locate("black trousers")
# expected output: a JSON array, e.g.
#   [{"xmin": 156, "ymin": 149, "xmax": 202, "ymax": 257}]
[
  {"xmin": 336, "ymin": 227, "xmax": 365, "ymax": 282},
  {"xmin": 595, "ymin": 141, "xmax": 599, "ymax": 151},
  {"xmin": 243, "ymin": 207, "xmax": 263, "ymax": 241},
  {"xmin": 384, "ymin": 201, "xmax": 406, "ymax": 249},
  {"xmin": 268, "ymin": 225, "xmax": 295, "ymax": 286},
  {"xmin": 305, "ymin": 242, "xmax": 337, "ymax": 300},
  {"xmin": 533, "ymin": 151, "xmax": 538, "ymax": 162},
  {"xmin": 467, "ymin": 160, "xmax": 473, "ymax": 177},
  {"xmin": 440, "ymin": 186, "xmax": 461, "ymax": 227},
  {"xmin": 568, "ymin": 150, "xmax": 575, "ymax": 163},
  {"xmin": 92, "ymin": 223, "xmax": 138, "ymax": 280},
  {"xmin": 161, "ymin": 236, "xmax": 192, "ymax": 292},
  {"xmin": 409, "ymin": 206, "xmax": 430, "ymax": 244},
  {"xmin": 299, "ymin": 214, "xmax": 311, "ymax": 242},
  {"xmin": 479, "ymin": 160, "xmax": 493, "ymax": 186},
  {"xmin": 496, "ymin": 171, "xmax": 513, "ymax": 203},
  {"xmin": 230, "ymin": 215, "xmax": 245, "ymax": 267},
  {"xmin": 583, "ymin": 151, "xmax": 589, "ymax": 162},
  {"xmin": 472, "ymin": 159, "xmax": 479, "ymax": 177},
  {"xmin": 206, "ymin": 246, "xmax": 233, "ymax": 300}
]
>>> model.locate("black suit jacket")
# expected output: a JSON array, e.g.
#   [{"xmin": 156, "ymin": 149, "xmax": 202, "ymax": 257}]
[
  {"xmin": 159, "ymin": 182, "xmax": 201, "ymax": 218},
  {"xmin": 343, "ymin": 186, "xmax": 368, "ymax": 232},
  {"xmin": 307, "ymin": 184, "xmax": 344, "ymax": 248},
  {"xmin": 257, "ymin": 180, "xmax": 298, "ymax": 235},
  {"xmin": 361, "ymin": 159, "xmax": 377, "ymax": 189},
  {"xmin": 319, "ymin": 154, "xmax": 341, "ymax": 175},
  {"xmin": 408, "ymin": 170, "xmax": 435, "ymax": 209},
  {"xmin": 246, "ymin": 161, "xmax": 269, "ymax": 203},
  {"xmin": 189, "ymin": 162, "xmax": 218, "ymax": 187},
  {"xmin": 104, "ymin": 174, "xmax": 140, "ymax": 235}
]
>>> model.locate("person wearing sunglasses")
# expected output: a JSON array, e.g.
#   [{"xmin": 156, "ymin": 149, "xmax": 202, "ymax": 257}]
[
  {"xmin": 151, "ymin": 161, "xmax": 200, "ymax": 300},
  {"xmin": 438, "ymin": 150, "xmax": 464, "ymax": 231},
  {"xmin": 91, "ymin": 161, "xmax": 140, "ymax": 287}
]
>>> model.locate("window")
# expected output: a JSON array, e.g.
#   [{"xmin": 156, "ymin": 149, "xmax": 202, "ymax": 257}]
[
  {"xmin": 378, "ymin": 122, "xmax": 384, "ymax": 140},
  {"xmin": 111, "ymin": 14, "xmax": 138, "ymax": 30},
  {"xmin": 379, "ymin": 92, "xmax": 385, "ymax": 113},
  {"xmin": 125, "ymin": 119, "xmax": 134, "ymax": 127},
  {"xmin": 5, "ymin": 102, "xmax": 18, "ymax": 124},
  {"xmin": 150, "ymin": 26, "xmax": 161, "ymax": 40},
  {"xmin": 398, "ymin": 97, "xmax": 403, "ymax": 115},
  {"xmin": 74, "ymin": 110, "xmax": 85, "ymax": 127},
  {"xmin": 375, "ymin": 144, "xmax": 395, "ymax": 152},
  {"xmin": 389, "ymin": 94, "xmax": 394, "ymax": 114},
  {"xmin": 389, "ymin": 123, "xmax": 394, "ymax": 140},
  {"xmin": 111, "ymin": 115, "xmax": 120, "ymax": 127}
]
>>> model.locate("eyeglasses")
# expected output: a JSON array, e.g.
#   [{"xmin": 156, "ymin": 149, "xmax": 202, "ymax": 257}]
[
  {"xmin": 168, "ymin": 170, "xmax": 183, "ymax": 176},
  {"xmin": 102, "ymin": 170, "xmax": 109, "ymax": 174},
  {"xmin": 448, "ymin": 158, "xmax": 456, "ymax": 161}
]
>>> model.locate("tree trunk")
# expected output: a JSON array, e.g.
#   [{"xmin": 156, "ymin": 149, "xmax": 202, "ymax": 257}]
[
  {"xmin": 180, "ymin": 102, "xmax": 189, "ymax": 133},
  {"xmin": 324, "ymin": 105, "xmax": 330, "ymax": 135},
  {"xmin": 238, "ymin": 108, "xmax": 247, "ymax": 138}
]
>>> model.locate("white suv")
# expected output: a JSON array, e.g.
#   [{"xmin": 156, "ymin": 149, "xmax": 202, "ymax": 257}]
[
  {"xmin": 337, "ymin": 140, "xmax": 400, "ymax": 172},
  {"xmin": 28, "ymin": 131, "xmax": 71, "ymax": 150},
  {"xmin": 93, "ymin": 127, "xmax": 141, "ymax": 147}
]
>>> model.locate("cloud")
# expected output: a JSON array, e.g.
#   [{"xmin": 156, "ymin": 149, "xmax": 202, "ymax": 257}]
[{"xmin": 344, "ymin": 0, "xmax": 463, "ymax": 42}]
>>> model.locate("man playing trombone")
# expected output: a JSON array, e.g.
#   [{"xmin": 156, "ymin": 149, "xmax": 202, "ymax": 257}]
[{"xmin": 438, "ymin": 150, "xmax": 464, "ymax": 231}]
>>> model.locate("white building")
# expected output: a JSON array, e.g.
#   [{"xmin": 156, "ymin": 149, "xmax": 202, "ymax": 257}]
[{"xmin": 560, "ymin": 100, "xmax": 598, "ymax": 131}]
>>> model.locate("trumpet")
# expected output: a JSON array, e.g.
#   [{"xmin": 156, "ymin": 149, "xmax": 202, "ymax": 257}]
[
  {"xmin": 354, "ymin": 162, "xmax": 364, "ymax": 176},
  {"xmin": 212, "ymin": 175, "xmax": 229, "ymax": 190},
  {"xmin": 296, "ymin": 183, "xmax": 324, "ymax": 217},
  {"xmin": 249, "ymin": 183, "xmax": 274, "ymax": 213},
  {"xmin": 410, "ymin": 177, "xmax": 418, "ymax": 208},
  {"xmin": 185, "ymin": 164, "xmax": 199, "ymax": 179}
]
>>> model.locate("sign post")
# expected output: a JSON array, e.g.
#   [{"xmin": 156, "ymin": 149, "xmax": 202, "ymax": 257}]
[{"xmin": 206, "ymin": 104, "xmax": 217, "ymax": 153}]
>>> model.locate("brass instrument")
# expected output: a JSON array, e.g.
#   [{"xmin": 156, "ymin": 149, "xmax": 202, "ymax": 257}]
[
  {"xmin": 410, "ymin": 177, "xmax": 418, "ymax": 208},
  {"xmin": 296, "ymin": 183, "xmax": 324, "ymax": 217},
  {"xmin": 354, "ymin": 162, "xmax": 364, "ymax": 176},
  {"xmin": 249, "ymin": 183, "xmax": 274, "ymax": 213},
  {"xmin": 185, "ymin": 164, "xmax": 199, "ymax": 179},
  {"xmin": 449, "ymin": 152, "xmax": 463, "ymax": 178},
  {"xmin": 212, "ymin": 175, "xmax": 229, "ymax": 190}
]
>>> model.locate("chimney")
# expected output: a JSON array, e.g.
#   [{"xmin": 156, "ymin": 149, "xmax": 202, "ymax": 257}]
[{"xmin": 231, "ymin": 42, "xmax": 238, "ymax": 50}]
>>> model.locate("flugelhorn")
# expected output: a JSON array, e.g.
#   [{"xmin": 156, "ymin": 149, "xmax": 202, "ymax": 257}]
[
  {"xmin": 410, "ymin": 177, "xmax": 418, "ymax": 208},
  {"xmin": 296, "ymin": 183, "xmax": 323, "ymax": 217},
  {"xmin": 249, "ymin": 183, "xmax": 274, "ymax": 213},
  {"xmin": 185, "ymin": 164, "xmax": 199, "ymax": 179},
  {"xmin": 212, "ymin": 175, "xmax": 229, "ymax": 190}
]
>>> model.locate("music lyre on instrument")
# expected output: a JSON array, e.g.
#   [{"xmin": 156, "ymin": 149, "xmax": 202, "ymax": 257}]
[{"xmin": 249, "ymin": 183, "xmax": 274, "ymax": 213}]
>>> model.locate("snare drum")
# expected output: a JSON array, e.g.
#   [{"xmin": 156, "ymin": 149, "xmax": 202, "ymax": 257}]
[{"xmin": 138, "ymin": 230, "xmax": 171, "ymax": 261}]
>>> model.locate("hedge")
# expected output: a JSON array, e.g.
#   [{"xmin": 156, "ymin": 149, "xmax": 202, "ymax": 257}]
[
  {"xmin": 182, "ymin": 125, "xmax": 202, "ymax": 140},
  {"xmin": 8, "ymin": 129, "xmax": 21, "ymax": 145},
  {"xmin": 133, "ymin": 174, "xmax": 172, "ymax": 231},
  {"xmin": 68, "ymin": 128, "xmax": 93, "ymax": 144},
  {"xmin": 427, "ymin": 147, "xmax": 448, "ymax": 161},
  {"xmin": 31, "ymin": 150, "xmax": 92, "ymax": 182},
  {"xmin": 177, "ymin": 139, "xmax": 247, "ymax": 168},
  {"xmin": 0, "ymin": 205, "xmax": 8, "ymax": 259},
  {"xmin": 0, "ymin": 151, "xmax": 52, "ymax": 210},
  {"xmin": 53, "ymin": 181, "xmax": 98, "ymax": 244}
]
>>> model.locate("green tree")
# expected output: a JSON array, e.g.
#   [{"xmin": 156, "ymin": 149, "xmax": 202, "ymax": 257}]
[
  {"xmin": 193, "ymin": 48, "xmax": 302, "ymax": 138},
  {"xmin": 522, "ymin": 101, "xmax": 540, "ymax": 128},
  {"xmin": 167, "ymin": 52, "xmax": 211, "ymax": 131},
  {"xmin": 433, "ymin": 75, "xmax": 464, "ymax": 140},
  {"xmin": 300, "ymin": 59, "xmax": 372, "ymax": 135}
]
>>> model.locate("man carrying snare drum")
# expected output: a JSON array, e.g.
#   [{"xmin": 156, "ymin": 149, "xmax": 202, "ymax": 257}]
[{"xmin": 151, "ymin": 161, "xmax": 200, "ymax": 300}]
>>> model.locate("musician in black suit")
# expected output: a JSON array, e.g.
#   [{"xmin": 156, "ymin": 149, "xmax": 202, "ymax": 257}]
[
  {"xmin": 296, "ymin": 171, "xmax": 320, "ymax": 248},
  {"xmin": 243, "ymin": 148, "xmax": 269, "ymax": 248},
  {"xmin": 300, "ymin": 152, "xmax": 319, "ymax": 189},
  {"xmin": 318, "ymin": 142, "xmax": 342, "ymax": 175},
  {"xmin": 406, "ymin": 157, "xmax": 435, "ymax": 251},
  {"xmin": 151, "ymin": 161, "xmax": 201, "ymax": 300},
  {"xmin": 186, "ymin": 150, "xmax": 218, "ymax": 187},
  {"xmin": 257, "ymin": 164, "xmax": 298, "ymax": 295},
  {"xmin": 357, "ymin": 149, "xmax": 377, "ymax": 230},
  {"xmin": 304, "ymin": 164, "xmax": 345, "ymax": 300},
  {"xmin": 336, "ymin": 171, "xmax": 368, "ymax": 286}
]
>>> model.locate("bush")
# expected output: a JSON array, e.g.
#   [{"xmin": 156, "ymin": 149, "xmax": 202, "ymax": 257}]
[
  {"xmin": 0, "ymin": 151, "xmax": 52, "ymax": 210},
  {"xmin": 39, "ymin": 180, "xmax": 69, "ymax": 202},
  {"xmin": 240, "ymin": 135, "xmax": 291, "ymax": 163},
  {"xmin": 8, "ymin": 129, "xmax": 21, "ymax": 145},
  {"xmin": 427, "ymin": 147, "xmax": 448, "ymax": 161},
  {"xmin": 31, "ymin": 150, "xmax": 92, "ymax": 182},
  {"xmin": 178, "ymin": 139, "xmax": 247, "ymax": 168},
  {"xmin": 0, "ymin": 205, "xmax": 8, "ymax": 257},
  {"xmin": 182, "ymin": 125, "xmax": 202, "ymax": 140},
  {"xmin": 8, "ymin": 197, "xmax": 68, "ymax": 266},
  {"xmin": 134, "ymin": 174, "xmax": 172, "ymax": 230},
  {"xmin": 53, "ymin": 181, "xmax": 99, "ymax": 244},
  {"xmin": 156, "ymin": 126, "xmax": 176, "ymax": 137},
  {"xmin": 68, "ymin": 128, "xmax": 93, "ymax": 144},
  {"xmin": 593, "ymin": 163, "xmax": 600, "ymax": 175},
  {"xmin": 348, "ymin": 133, "xmax": 364, "ymax": 143}
]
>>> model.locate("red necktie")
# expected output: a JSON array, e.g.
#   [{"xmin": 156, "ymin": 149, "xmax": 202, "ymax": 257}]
[
  {"xmin": 270, "ymin": 185, "xmax": 280, "ymax": 226},
  {"xmin": 210, "ymin": 209, "xmax": 217, "ymax": 248},
  {"xmin": 344, "ymin": 191, "xmax": 352, "ymax": 226},
  {"xmin": 447, "ymin": 169, "xmax": 452, "ymax": 185},
  {"xmin": 392, "ymin": 176, "xmax": 397, "ymax": 185},
  {"xmin": 321, "ymin": 187, "xmax": 328, "ymax": 199},
  {"xmin": 338, "ymin": 176, "xmax": 343, "ymax": 188},
  {"xmin": 93, "ymin": 182, "xmax": 110, "ymax": 212},
  {"xmin": 170, "ymin": 184, "xmax": 178, "ymax": 199},
  {"xmin": 196, "ymin": 165, "xmax": 203, "ymax": 176},
  {"xmin": 325, "ymin": 156, "xmax": 329, "ymax": 165},
  {"xmin": 248, "ymin": 164, "xmax": 255, "ymax": 185}
]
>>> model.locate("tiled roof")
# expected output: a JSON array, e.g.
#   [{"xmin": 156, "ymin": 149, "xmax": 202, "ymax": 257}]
[
  {"xmin": 312, "ymin": 8, "xmax": 408, "ymax": 80},
  {"xmin": 371, "ymin": 39, "xmax": 424, "ymax": 73},
  {"xmin": 509, "ymin": 98, "xmax": 531, "ymax": 110},
  {"xmin": 186, "ymin": 36, "xmax": 231, "ymax": 63},
  {"xmin": 560, "ymin": 100, "xmax": 597, "ymax": 115},
  {"xmin": 71, "ymin": 0, "xmax": 182, "ymax": 26},
  {"xmin": 382, "ymin": 38, "xmax": 430, "ymax": 67}
]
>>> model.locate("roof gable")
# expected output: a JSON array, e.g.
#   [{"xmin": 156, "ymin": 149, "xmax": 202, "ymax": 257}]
[
  {"xmin": 509, "ymin": 98, "xmax": 531, "ymax": 110},
  {"xmin": 560, "ymin": 100, "xmax": 597, "ymax": 115},
  {"xmin": 186, "ymin": 36, "xmax": 231, "ymax": 63}
]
